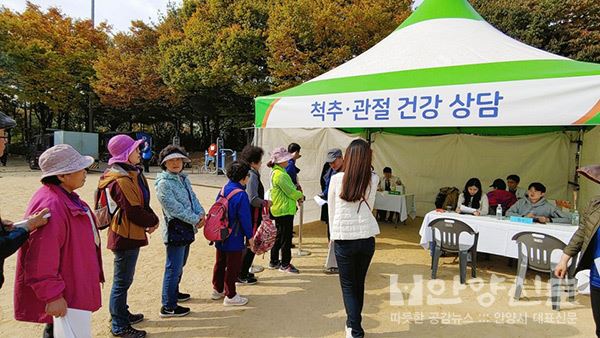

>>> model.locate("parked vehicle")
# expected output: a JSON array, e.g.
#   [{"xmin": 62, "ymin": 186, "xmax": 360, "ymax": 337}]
[{"xmin": 28, "ymin": 130, "xmax": 99, "ymax": 169}]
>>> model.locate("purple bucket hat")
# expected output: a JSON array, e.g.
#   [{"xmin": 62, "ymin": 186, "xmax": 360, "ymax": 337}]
[
  {"xmin": 39, "ymin": 144, "xmax": 95, "ymax": 178},
  {"xmin": 270, "ymin": 146, "xmax": 294, "ymax": 164},
  {"xmin": 107, "ymin": 134, "xmax": 144, "ymax": 165}
]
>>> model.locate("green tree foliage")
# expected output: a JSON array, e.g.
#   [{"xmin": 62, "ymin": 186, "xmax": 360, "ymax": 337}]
[
  {"xmin": 472, "ymin": 0, "xmax": 600, "ymax": 62},
  {"xmin": 93, "ymin": 21, "xmax": 178, "ymax": 130},
  {"xmin": 0, "ymin": 3, "xmax": 108, "ymax": 137},
  {"xmin": 267, "ymin": 0, "xmax": 412, "ymax": 91},
  {"xmin": 157, "ymin": 0, "xmax": 270, "ymax": 147}
]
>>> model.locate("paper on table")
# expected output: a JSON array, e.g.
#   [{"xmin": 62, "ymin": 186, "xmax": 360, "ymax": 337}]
[
  {"xmin": 313, "ymin": 195, "xmax": 327, "ymax": 207},
  {"xmin": 53, "ymin": 308, "xmax": 92, "ymax": 338},
  {"xmin": 459, "ymin": 205, "xmax": 478, "ymax": 214}
]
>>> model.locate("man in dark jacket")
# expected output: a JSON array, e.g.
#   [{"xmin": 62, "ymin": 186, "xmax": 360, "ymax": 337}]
[
  {"xmin": 0, "ymin": 111, "xmax": 49, "ymax": 289},
  {"xmin": 319, "ymin": 148, "xmax": 343, "ymax": 237}
]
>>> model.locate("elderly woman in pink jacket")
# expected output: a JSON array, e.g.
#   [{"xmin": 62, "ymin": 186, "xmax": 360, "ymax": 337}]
[{"xmin": 14, "ymin": 144, "xmax": 103, "ymax": 338}]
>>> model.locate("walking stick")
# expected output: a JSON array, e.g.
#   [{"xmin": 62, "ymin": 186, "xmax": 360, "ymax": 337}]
[{"xmin": 295, "ymin": 202, "xmax": 311, "ymax": 256}]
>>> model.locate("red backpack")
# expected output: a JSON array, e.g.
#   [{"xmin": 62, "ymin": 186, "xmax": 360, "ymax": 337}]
[
  {"xmin": 93, "ymin": 182, "xmax": 118, "ymax": 230},
  {"xmin": 250, "ymin": 203, "xmax": 277, "ymax": 255},
  {"xmin": 204, "ymin": 188, "xmax": 243, "ymax": 242}
]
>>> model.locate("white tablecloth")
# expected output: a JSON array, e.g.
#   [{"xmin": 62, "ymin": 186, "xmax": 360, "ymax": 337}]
[
  {"xmin": 374, "ymin": 192, "xmax": 416, "ymax": 222},
  {"xmin": 418, "ymin": 211, "xmax": 578, "ymax": 259}
]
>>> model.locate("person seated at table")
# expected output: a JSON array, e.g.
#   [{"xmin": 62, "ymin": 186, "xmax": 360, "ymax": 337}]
[
  {"xmin": 507, "ymin": 174, "xmax": 527, "ymax": 200},
  {"xmin": 377, "ymin": 167, "xmax": 402, "ymax": 192},
  {"xmin": 506, "ymin": 182, "xmax": 571, "ymax": 223},
  {"xmin": 487, "ymin": 178, "xmax": 517, "ymax": 214},
  {"xmin": 376, "ymin": 167, "xmax": 402, "ymax": 222},
  {"xmin": 456, "ymin": 178, "xmax": 489, "ymax": 216}
]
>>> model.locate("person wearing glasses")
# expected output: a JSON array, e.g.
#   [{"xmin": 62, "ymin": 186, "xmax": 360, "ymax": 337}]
[{"xmin": 14, "ymin": 144, "xmax": 101, "ymax": 338}]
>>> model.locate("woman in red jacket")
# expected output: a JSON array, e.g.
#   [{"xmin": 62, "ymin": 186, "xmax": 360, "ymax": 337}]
[{"xmin": 14, "ymin": 144, "xmax": 102, "ymax": 338}]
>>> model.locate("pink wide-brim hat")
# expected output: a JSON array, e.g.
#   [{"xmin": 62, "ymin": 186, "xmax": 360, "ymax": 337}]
[
  {"xmin": 107, "ymin": 134, "xmax": 144, "ymax": 165},
  {"xmin": 270, "ymin": 146, "xmax": 294, "ymax": 164},
  {"xmin": 39, "ymin": 144, "xmax": 95, "ymax": 178}
]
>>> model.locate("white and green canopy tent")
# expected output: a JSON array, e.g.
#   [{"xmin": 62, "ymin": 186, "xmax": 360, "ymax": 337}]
[{"xmin": 254, "ymin": 0, "xmax": 600, "ymax": 222}]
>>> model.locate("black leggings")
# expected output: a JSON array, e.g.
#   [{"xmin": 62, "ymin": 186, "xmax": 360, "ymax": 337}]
[{"xmin": 270, "ymin": 215, "xmax": 294, "ymax": 267}]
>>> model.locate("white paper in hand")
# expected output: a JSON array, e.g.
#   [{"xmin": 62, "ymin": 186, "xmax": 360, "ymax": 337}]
[
  {"xmin": 459, "ymin": 205, "xmax": 478, "ymax": 214},
  {"xmin": 313, "ymin": 195, "xmax": 327, "ymax": 207},
  {"xmin": 576, "ymin": 269, "xmax": 591, "ymax": 295},
  {"xmin": 53, "ymin": 308, "xmax": 92, "ymax": 338}
]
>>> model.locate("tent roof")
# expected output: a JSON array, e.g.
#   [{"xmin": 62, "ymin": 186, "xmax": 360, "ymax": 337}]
[
  {"xmin": 255, "ymin": 0, "xmax": 600, "ymax": 132},
  {"xmin": 397, "ymin": 0, "xmax": 483, "ymax": 29}
]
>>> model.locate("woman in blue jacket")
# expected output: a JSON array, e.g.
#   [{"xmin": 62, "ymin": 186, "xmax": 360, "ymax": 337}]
[
  {"xmin": 211, "ymin": 161, "xmax": 254, "ymax": 306},
  {"xmin": 155, "ymin": 145, "xmax": 205, "ymax": 318}
]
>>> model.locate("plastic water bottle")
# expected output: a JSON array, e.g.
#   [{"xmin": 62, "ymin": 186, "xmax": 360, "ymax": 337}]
[
  {"xmin": 496, "ymin": 204, "xmax": 503, "ymax": 220},
  {"xmin": 572, "ymin": 209, "xmax": 580, "ymax": 226}
]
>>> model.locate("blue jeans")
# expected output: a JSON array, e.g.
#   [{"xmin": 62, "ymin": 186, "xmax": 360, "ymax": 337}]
[
  {"xmin": 161, "ymin": 244, "xmax": 190, "ymax": 309},
  {"xmin": 335, "ymin": 237, "xmax": 375, "ymax": 338},
  {"xmin": 110, "ymin": 248, "xmax": 140, "ymax": 332}
]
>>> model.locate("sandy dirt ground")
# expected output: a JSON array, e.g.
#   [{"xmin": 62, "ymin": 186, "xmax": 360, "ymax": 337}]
[{"xmin": 0, "ymin": 167, "xmax": 595, "ymax": 337}]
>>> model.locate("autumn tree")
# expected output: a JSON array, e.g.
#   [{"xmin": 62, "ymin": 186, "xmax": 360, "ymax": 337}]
[
  {"xmin": 267, "ymin": 0, "xmax": 412, "ymax": 91},
  {"xmin": 157, "ymin": 0, "xmax": 270, "ymax": 148},
  {"xmin": 471, "ymin": 0, "xmax": 600, "ymax": 63},
  {"xmin": 0, "ymin": 3, "xmax": 108, "ymax": 140},
  {"xmin": 93, "ymin": 20, "xmax": 179, "ymax": 133}
]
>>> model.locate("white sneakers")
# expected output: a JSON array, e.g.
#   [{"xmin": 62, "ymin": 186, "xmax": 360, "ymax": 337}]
[
  {"xmin": 223, "ymin": 294, "xmax": 248, "ymax": 306},
  {"xmin": 211, "ymin": 290, "xmax": 224, "ymax": 300},
  {"xmin": 345, "ymin": 326, "xmax": 352, "ymax": 338},
  {"xmin": 211, "ymin": 289, "xmax": 248, "ymax": 306},
  {"xmin": 249, "ymin": 265, "xmax": 264, "ymax": 274}
]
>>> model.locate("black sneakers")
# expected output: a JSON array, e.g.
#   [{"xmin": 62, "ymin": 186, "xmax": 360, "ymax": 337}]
[
  {"xmin": 108, "ymin": 312, "xmax": 144, "ymax": 325},
  {"xmin": 177, "ymin": 292, "xmax": 191, "ymax": 302},
  {"xmin": 112, "ymin": 325, "xmax": 147, "ymax": 338},
  {"xmin": 160, "ymin": 305, "xmax": 191, "ymax": 318},
  {"xmin": 236, "ymin": 276, "xmax": 258, "ymax": 285},
  {"xmin": 128, "ymin": 312, "xmax": 144, "ymax": 325}
]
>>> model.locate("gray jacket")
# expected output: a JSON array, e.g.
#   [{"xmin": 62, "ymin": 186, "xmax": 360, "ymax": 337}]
[
  {"xmin": 247, "ymin": 168, "xmax": 265, "ymax": 208},
  {"xmin": 506, "ymin": 197, "xmax": 571, "ymax": 223}
]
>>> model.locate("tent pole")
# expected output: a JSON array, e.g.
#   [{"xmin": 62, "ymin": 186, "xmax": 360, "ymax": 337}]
[
  {"xmin": 573, "ymin": 128, "xmax": 584, "ymax": 189},
  {"xmin": 568, "ymin": 128, "xmax": 584, "ymax": 209}
]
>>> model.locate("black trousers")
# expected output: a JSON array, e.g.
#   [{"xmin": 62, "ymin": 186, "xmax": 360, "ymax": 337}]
[
  {"xmin": 592, "ymin": 286, "xmax": 600, "ymax": 337},
  {"xmin": 142, "ymin": 159, "xmax": 150, "ymax": 173},
  {"xmin": 335, "ymin": 237, "xmax": 375, "ymax": 338},
  {"xmin": 321, "ymin": 204, "xmax": 330, "ymax": 241},
  {"xmin": 239, "ymin": 248, "xmax": 255, "ymax": 279},
  {"xmin": 270, "ymin": 215, "xmax": 294, "ymax": 267}
]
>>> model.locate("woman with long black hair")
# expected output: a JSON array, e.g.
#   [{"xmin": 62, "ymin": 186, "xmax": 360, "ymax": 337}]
[
  {"xmin": 327, "ymin": 139, "xmax": 379, "ymax": 338},
  {"xmin": 456, "ymin": 177, "xmax": 489, "ymax": 216}
]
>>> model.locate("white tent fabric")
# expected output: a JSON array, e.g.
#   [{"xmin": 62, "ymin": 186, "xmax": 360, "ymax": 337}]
[
  {"xmin": 254, "ymin": 0, "xmax": 600, "ymax": 223},
  {"xmin": 311, "ymin": 18, "xmax": 565, "ymax": 82},
  {"xmin": 371, "ymin": 132, "xmax": 570, "ymax": 215},
  {"xmin": 256, "ymin": 128, "xmax": 358, "ymax": 224},
  {"xmin": 258, "ymin": 128, "xmax": 571, "ymax": 222},
  {"xmin": 255, "ymin": 0, "xmax": 600, "ymax": 128}
]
